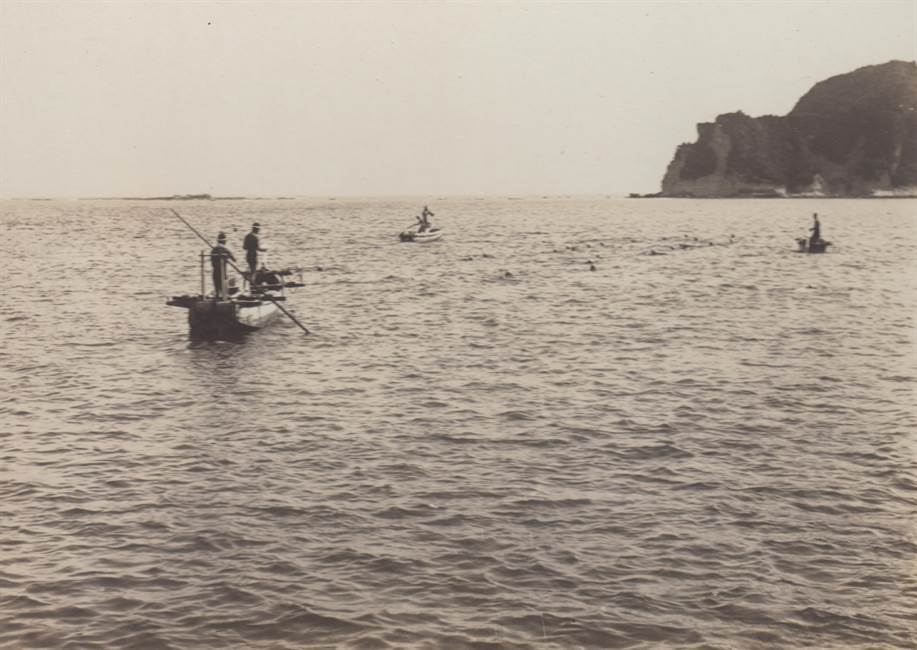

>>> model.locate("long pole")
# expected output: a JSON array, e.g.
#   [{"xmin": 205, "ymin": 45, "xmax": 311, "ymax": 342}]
[{"xmin": 170, "ymin": 209, "xmax": 311, "ymax": 335}]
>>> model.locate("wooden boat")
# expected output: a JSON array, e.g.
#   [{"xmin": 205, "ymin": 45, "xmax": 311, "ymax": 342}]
[
  {"xmin": 167, "ymin": 254, "xmax": 304, "ymax": 338},
  {"xmin": 796, "ymin": 238, "xmax": 831, "ymax": 253},
  {"xmin": 167, "ymin": 292, "xmax": 283, "ymax": 338},
  {"xmin": 399, "ymin": 227, "xmax": 443, "ymax": 243}
]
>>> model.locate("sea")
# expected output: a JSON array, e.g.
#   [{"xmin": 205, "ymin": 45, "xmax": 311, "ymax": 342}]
[{"xmin": 1, "ymin": 197, "xmax": 915, "ymax": 649}]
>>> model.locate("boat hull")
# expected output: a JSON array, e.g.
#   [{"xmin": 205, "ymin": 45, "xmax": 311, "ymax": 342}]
[
  {"xmin": 169, "ymin": 295, "xmax": 282, "ymax": 339},
  {"xmin": 796, "ymin": 238, "xmax": 830, "ymax": 253},
  {"xmin": 400, "ymin": 228, "xmax": 443, "ymax": 243}
]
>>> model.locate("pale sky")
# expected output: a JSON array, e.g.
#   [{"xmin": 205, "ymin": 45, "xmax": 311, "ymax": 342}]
[{"xmin": 1, "ymin": 1, "xmax": 914, "ymax": 198}]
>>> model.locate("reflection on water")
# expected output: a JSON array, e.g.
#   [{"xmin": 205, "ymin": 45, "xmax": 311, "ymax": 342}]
[{"xmin": 1, "ymin": 197, "xmax": 915, "ymax": 649}]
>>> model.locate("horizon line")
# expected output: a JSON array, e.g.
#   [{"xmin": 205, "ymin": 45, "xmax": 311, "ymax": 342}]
[{"xmin": 0, "ymin": 193, "xmax": 642, "ymax": 201}]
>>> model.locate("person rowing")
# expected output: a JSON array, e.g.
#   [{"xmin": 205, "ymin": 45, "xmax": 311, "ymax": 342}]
[
  {"xmin": 809, "ymin": 212, "xmax": 822, "ymax": 247},
  {"xmin": 416, "ymin": 205, "xmax": 434, "ymax": 232}
]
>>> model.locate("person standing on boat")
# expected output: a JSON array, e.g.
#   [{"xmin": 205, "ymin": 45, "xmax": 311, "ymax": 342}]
[
  {"xmin": 210, "ymin": 232, "xmax": 236, "ymax": 299},
  {"xmin": 809, "ymin": 213, "xmax": 821, "ymax": 246},
  {"xmin": 417, "ymin": 205, "xmax": 434, "ymax": 232},
  {"xmin": 243, "ymin": 222, "xmax": 266, "ymax": 281}
]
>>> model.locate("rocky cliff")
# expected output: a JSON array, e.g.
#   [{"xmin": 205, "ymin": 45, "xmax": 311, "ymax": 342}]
[{"xmin": 660, "ymin": 61, "xmax": 917, "ymax": 197}]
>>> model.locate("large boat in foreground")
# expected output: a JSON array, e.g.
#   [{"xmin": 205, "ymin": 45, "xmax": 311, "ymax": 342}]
[{"xmin": 167, "ymin": 257, "xmax": 305, "ymax": 339}]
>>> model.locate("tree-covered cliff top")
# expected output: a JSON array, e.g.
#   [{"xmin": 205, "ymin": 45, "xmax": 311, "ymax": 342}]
[{"xmin": 791, "ymin": 60, "xmax": 917, "ymax": 117}]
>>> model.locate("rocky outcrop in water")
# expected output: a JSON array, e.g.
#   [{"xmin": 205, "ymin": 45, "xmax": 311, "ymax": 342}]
[{"xmin": 660, "ymin": 61, "xmax": 917, "ymax": 197}]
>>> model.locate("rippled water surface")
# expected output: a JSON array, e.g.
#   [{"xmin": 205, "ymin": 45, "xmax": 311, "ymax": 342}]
[{"xmin": 1, "ymin": 197, "xmax": 915, "ymax": 649}]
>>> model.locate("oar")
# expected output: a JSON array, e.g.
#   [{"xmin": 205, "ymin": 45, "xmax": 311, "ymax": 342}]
[{"xmin": 169, "ymin": 209, "xmax": 311, "ymax": 335}]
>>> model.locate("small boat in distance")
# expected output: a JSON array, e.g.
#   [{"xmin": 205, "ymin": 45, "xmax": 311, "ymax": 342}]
[
  {"xmin": 167, "ymin": 255, "xmax": 305, "ymax": 339},
  {"xmin": 399, "ymin": 227, "xmax": 443, "ymax": 243},
  {"xmin": 796, "ymin": 237, "xmax": 831, "ymax": 253},
  {"xmin": 797, "ymin": 212, "xmax": 830, "ymax": 253}
]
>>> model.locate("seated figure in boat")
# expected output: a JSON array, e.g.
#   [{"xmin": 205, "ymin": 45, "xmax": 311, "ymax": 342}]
[
  {"xmin": 254, "ymin": 265, "xmax": 281, "ymax": 287},
  {"xmin": 210, "ymin": 232, "xmax": 236, "ymax": 299}
]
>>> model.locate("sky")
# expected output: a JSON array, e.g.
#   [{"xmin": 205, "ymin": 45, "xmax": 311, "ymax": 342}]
[{"xmin": 0, "ymin": 1, "xmax": 915, "ymax": 198}]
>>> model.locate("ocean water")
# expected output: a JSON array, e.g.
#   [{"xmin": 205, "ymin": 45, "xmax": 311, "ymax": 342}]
[{"xmin": 1, "ymin": 197, "xmax": 915, "ymax": 649}]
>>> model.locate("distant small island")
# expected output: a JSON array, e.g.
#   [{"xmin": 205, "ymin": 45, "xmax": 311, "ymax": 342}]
[
  {"xmin": 652, "ymin": 60, "xmax": 917, "ymax": 198},
  {"xmin": 86, "ymin": 193, "xmax": 215, "ymax": 201},
  {"xmin": 153, "ymin": 193, "xmax": 213, "ymax": 201},
  {"xmin": 86, "ymin": 194, "xmax": 295, "ymax": 201}
]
